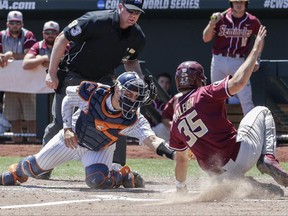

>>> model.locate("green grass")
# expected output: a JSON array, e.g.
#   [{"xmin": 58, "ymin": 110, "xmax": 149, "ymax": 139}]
[{"xmin": 1, "ymin": 157, "xmax": 288, "ymax": 179}]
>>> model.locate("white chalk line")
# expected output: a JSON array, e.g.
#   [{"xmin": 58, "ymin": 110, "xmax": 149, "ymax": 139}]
[{"xmin": 0, "ymin": 195, "xmax": 163, "ymax": 210}]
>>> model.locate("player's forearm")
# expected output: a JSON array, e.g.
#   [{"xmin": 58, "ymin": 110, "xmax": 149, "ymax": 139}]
[
  {"xmin": 62, "ymin": 86, "xmax": 83, "ymax": 129},
  {"xmin": 203, "ymin": 22, "xmax": 216, "ymax": 42},
  {"xmin": 124, "ymin": 60, "xmax": 143, "ymax": 77},
  {"xmin": 228, "ymin": 26, "xmax": 266, "ymax": 95},
  {"xmin": 48, "ymin": 32, "xmax": 69, "ymax": 76},
  {"xmin": 143, "ymin": 135, "xmax": 175, "ymax": 160},
  {"xmin": 22, "ymin": 56, "xmax": 47, "ymax": 70}
]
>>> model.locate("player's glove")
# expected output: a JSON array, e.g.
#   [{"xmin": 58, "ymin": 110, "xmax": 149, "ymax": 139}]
[{"xmin": 143, "ymin": 75, "xmax": 158, "ymax": 105}]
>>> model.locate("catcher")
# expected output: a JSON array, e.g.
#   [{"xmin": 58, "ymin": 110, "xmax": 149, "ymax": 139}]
[{"xmin": 0, "ymin": 72, "xmax": 174, "ymax": 189}]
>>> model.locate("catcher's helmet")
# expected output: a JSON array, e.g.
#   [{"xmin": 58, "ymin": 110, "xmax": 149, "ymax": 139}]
[
  {"xmin": 175, "ymin": 61, "xmax": 207, "ymax": 92},
  {"xmin": 116, "ymin": 72, "xmax": 149, "ymax": 119}
]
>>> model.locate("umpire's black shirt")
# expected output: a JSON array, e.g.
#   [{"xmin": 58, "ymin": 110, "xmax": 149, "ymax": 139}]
[{"xmin": 63, "ymin": 10, "xmax": 145, "ymax": 80}]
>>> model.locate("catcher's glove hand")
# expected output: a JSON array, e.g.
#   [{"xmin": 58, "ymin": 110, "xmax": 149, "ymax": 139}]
[
  {"xmin": 143, "ymin": 75, "xmax": 158, "ymax": 105},
  {"xmin": 122, "ymin": 171, "xmax": 145, "ymax": 188}
]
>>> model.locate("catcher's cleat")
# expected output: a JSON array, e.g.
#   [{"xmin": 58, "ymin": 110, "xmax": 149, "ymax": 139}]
[
  {"xmin": 36, "ymin": 170, "xmax": 52, "ymax": 180},
  {"xmin": 8, "ymin": 163, "xmax": 28, "ymax": 184},
  {"xmin": 257, "ymin": 154, "xmax": 288, "ymax": 187}
]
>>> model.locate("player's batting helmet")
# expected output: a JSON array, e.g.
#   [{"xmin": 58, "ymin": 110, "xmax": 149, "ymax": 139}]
[
  {"xmin": 116, "ymin": 72, "xmax": 149, "ymax": 119},
  {"xmin": 175, "ymin": 61, "xmax": 207, "ymax": 92},
  {"xmin": 229, "ymin": 0, "xmax": 249, "ymax": 9}
]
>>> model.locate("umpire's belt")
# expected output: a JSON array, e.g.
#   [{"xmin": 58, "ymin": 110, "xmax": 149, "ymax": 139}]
[{"xmin": 215, "ymin": 52, "xmax": 245, "ymax": 58}]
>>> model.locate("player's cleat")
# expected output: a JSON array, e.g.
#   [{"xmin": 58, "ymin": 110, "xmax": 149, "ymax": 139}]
[
  {"xmin": 257, "ymin": 154, "xmax": 288, "ymax": 187},
  {"xmin": 8, "ymin": 163, "xmax": 28, "ymax": 184}
]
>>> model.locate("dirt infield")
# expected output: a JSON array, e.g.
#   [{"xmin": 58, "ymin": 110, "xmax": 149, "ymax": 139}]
[
  {"xmin": 1, "ymin": 144, "xmax": 288, "ymax": 161},
  {"xmin": 1, "ymin": 145, "xmax": 288, "ymax": 215},
  {"xmin": 1, "ymin": 175, "xmax": 288, "ymax": 215}
]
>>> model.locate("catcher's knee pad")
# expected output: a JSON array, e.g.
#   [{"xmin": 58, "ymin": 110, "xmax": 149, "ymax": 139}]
[
  {"xmin": 85, "ymin": 163, "xmax": 114, "ymax": 189},
  {"xmin": 17, "ymin": 155, "xmax": 50, "ymax": 178},
  {"xmin": 0, "ymin": 171, "xmax": 17, "ymax": 185}
]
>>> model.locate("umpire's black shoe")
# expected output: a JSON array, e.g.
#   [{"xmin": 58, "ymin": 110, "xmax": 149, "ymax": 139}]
[
  {"xmin": 36, "ymin": 170, "xmax": 52, "ymax": 180},
  {"xmin": 257, "ymin": 154, "xmax": 288, "ymax": 187}
]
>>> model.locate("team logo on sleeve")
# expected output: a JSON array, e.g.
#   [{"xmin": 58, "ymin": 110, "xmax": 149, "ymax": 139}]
[{"xmin": 70, "ymin": 26, "xmax": 82, "ymax": 37}]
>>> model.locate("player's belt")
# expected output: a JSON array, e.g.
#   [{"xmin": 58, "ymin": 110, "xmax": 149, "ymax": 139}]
[{"xmin": 216, "ymin": 53, "xmax": 245, "ymax": 58}]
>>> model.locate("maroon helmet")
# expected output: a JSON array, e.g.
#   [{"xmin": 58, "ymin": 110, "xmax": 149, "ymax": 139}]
[{"xmin": 175, "ymin": 61, "xmax": 207, "ymax": 92}]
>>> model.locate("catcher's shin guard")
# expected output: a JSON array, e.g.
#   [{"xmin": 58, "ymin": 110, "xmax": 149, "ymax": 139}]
[
  {"xmin": 85, "ymin": 163, "xmax": 115, "ymax": 189},
  {"xmin": 17, "ymin": 155, "xmax": 52, "ymax": 178}
]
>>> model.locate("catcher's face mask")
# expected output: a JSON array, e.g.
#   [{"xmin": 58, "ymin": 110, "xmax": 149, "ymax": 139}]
[{"xmin": 116, "ymin": 72, "xmax": 149, "ymax": 119}]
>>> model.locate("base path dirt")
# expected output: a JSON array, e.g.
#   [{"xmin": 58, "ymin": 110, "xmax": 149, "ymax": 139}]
[
  {"xmin": 0, "ymin": 144, "xmax": 162, "ymax": 159},
  {"xmin": 0, "ymin": 144, "xmax": 288, "ymax": 161}
]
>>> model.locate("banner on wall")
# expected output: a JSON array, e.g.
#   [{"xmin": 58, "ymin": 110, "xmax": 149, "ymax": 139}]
[
  {"xmin": 0, "ymin": 0, "xmax": 287, "ymax": 11},
  {"xmin": 0, "ymin": 60, "xmax": 53, "ymax": 94}
]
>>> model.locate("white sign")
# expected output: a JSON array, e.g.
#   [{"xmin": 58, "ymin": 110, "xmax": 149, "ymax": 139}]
[{"xmin": 0, "ymin": 60, "xmax": 53, "ymax": 94}]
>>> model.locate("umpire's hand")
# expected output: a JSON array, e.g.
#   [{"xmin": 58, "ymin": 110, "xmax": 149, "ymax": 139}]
[
  {"xmin": 46, "ymin": 73, "xmax": 59, "ymax": 90},
  {"xmin": 64, "ymin": 128, "xmax": 79, "ymax": 149}
]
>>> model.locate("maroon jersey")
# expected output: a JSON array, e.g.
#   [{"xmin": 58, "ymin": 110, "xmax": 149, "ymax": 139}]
[
  {"xmin": 212, "ymin": 8, "xmax": 261, "ymax": 57},
  {"xmin": 28, "ymin": 40, "xmax": 70, "ymax": 58},
  {"xmin": 169, "ymin": 76, "xmax": 238, "ymax": 172},
  {"xmin": 162, "ymin": 92, "xmax": 184, "ymax": 121}
]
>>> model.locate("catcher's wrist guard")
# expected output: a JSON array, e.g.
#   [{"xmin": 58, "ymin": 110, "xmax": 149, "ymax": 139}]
[
  {"xmin": 143, "ymin": 75, "xmax": 158, "ymax": 105},
  {"xmin": 156, "ymin": 142, "xmax": 175, "ymax": 160}
]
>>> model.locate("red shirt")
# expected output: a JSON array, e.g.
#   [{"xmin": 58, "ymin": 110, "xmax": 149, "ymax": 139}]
[
  {"xmin": 162, "ymin": 92, "xmax": 184, "ymax": 121},
  {"xmin": 212, "ymin": 9, "xmax": 261, "ymax": 57},
  {"xmin": 169, "ymin": 76, "xmax": 238, "ymax": 172}
]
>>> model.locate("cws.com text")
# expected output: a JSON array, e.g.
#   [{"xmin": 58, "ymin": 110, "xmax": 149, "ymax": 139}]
[{"xmin": 0, "ymin": 0, "xmax": 35, "ymax": 10}]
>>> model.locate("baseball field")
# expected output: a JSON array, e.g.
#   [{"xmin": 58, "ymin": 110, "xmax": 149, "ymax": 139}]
[{"xmin": 1, "ymin": 144, "xmax": 288, "ymax": 216}]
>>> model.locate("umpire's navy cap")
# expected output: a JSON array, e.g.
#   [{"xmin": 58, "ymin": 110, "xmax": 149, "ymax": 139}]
[{"xmin": 122, "ymin": 0, "xmax": 144, "ymax": 13}]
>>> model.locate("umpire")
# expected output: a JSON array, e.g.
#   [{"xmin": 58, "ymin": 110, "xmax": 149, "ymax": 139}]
[{"xmin": 44, "ymin": 0, "xmax": 146, "ymax": 178}]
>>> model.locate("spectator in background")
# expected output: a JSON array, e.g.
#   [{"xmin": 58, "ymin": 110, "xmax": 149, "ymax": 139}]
[
  {"xmin": 202, "ymin": 0, "xmax": 263, "ymax": 115},
  {"xmin": 23, "ymin": 21, "xmax": 67, "ymax": 70},
  {"xmin": 0, "ymin": 11, "xmax": 36, "ymax": 143},
  {"xmin": 140, "ymin": 73, "xmax": 172, "ymax": 142},
  {"xmin": 145, "ymin": 73, "xmax": 171, "ymax": 126}
]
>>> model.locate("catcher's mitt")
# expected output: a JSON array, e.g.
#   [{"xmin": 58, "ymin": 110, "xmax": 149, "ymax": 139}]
[
  {"xmin": 143, "ymin": 75, "xmax": 158, "ymax": 105},
  {"xmin": 122, "ymin": 171, "xmax": 145, "ymax": 188}
]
